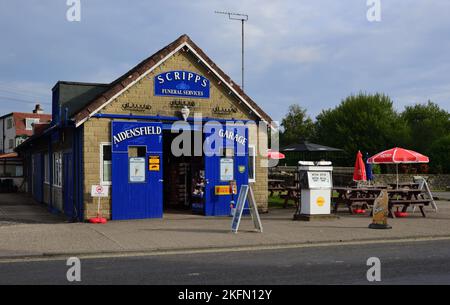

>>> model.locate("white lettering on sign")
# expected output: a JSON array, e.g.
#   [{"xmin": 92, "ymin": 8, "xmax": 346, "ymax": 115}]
[
  {"xmin": 161, "ymin": 88, "xmax": 205, "ymax": 97},
  {"xmin": 113, "ymin": 126, "xmax": 162, "ymax": 145},
  {"xmin": 157, "ymin": 71, "xmax": 208, "ymax": 87},
  {"xmin": 219, "ymin": 129, "xmax": 247, "ymax": 146}
]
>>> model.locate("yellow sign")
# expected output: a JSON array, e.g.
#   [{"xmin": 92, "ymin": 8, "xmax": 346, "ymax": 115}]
[
  {"xmin": 316, "ymin": 196, "xmax": 325, "ymax": 207},
  {"xmin": 372, "ymin": 190, "xmax": 389, "ymax": 225},
  {"xmin": 149, "ymin": 164, "xmax": 160, "ymax": 171},
  {"xmin": 148, "ymin": 156, "xmax": 160, "ymax": 171},
  {"xmin": 215, "ymin": 186, "xmax": 231, "ymax": 196}
]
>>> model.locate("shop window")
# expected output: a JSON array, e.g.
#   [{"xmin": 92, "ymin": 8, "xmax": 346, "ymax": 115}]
[
  {"xmin": 248, "ymin": 145, "xmax": 256, "ymax": 182},
  {"xmin": 221, "ymin": 148, "xmax": 234, "ymax": 158},
  {"xmin": 128, "ymin": 146, "xmax": 146, "ymax": 158},
  {"xmin": 100, "ymin": 143, "xmax": 112, "ymax": 185},
  {"xmin": 52, "ymin": 152, "xmax": 62, "ymax": 187},
  {"xmin": 44, "ymin": 153, "xmax": 49, "ymax": 183}
]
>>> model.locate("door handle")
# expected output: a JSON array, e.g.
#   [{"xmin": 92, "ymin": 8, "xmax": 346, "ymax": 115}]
[{"xmin": 159, "ymin": 179, "xmax": 164, "ymax": 182}]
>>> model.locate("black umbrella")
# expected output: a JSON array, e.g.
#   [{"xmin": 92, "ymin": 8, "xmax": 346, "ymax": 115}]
[{"xmin": 281, "ymin": 141, "xmax": 343, "ymax": 152}]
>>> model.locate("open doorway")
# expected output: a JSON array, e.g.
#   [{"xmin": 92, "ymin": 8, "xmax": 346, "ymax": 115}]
[{"xmin": 163, "ymin": 130, "xmax": 205, "ymax": 214}]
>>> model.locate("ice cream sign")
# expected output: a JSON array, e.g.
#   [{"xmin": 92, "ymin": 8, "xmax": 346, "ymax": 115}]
[{"xmin": 154, "ymin": 70, "xmax": 210, "ymax": 98}]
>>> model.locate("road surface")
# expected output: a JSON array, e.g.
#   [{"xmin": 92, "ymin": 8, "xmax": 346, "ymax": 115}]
[{"xmin": 1, "ymin": 239, "xmax": 450, "ymax": 285}]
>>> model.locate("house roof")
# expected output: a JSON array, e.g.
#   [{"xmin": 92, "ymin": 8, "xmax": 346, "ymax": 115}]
[
  {"xmin": 12, "ymin": 113, "xmax": 52, "ymax": 137},
  {"xmin": 73, "ymin": 34, "xmax": 273, "ymax": 127},
  {"xmin": 53, "ymin": 81, "xmax": 110, "ymax": 118},
  {"xmin": 0, "ymin": 152, "xmax": 19, "ymax": 159}
]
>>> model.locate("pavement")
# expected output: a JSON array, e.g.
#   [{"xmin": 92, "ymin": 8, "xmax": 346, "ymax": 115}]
[
  {"xmin": 1, "ymin": 192, "xmax": 450, "ymax": 260},
  {"xmin": 434, "ymin": 192, "xmax": 450, "ymax": 201}
]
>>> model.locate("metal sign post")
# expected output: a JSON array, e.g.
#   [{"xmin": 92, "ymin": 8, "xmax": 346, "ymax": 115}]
[
  {"xmin": 90, "ymin": 185, "xmax": 109, "ymax": 224},
  {"xmin": 231, "ymin": 185, "xmax": 263, "ymax": 233}
]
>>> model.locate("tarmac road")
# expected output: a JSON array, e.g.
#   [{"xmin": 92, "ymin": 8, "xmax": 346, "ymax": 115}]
[{"xmin": 0, "ymin": 239, "xmax": 450, "ymax": 285}]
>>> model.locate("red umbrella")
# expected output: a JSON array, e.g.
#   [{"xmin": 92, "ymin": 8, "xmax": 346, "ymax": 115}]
[
  {"xmin": 353, "ymin": 150, "xmax": 367, "ymax": 181},
  {"xmin": 367, "ymin": 147, "xmax": 429, "ymax": 164},
  {"xmin": 267, "ymin": 149, "xmax": 286, "ymax": 160},
  {"xmin": 367, "ymin": 147, "xmax": 429, "ymax": 188}
]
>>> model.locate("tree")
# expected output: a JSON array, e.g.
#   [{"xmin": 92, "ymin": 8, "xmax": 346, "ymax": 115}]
[
  {"xmin": 428, "ymin": 135, "xmax": 450, "ymax": 174},
  {"xmin": 401, "ymin": 101, "xmax": 450, "ymax": 154},
  {"xmin": 280, "ymin": 104, "xmax": 315, "ymax": 146},
  {"xmin": 314, "ymin": 93, "xmax": 408, "ymax": 165}
]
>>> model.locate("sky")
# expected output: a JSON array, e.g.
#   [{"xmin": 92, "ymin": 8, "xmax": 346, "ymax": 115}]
[{"xmin": 0, "ymin": 0, "xmax": 449, "ymax": 122}]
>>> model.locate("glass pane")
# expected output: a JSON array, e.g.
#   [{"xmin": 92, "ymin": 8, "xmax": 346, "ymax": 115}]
[
  {"xmin": 103, "ymin": 161, "xmax": 111, "ymax": 182},
  {"xmin": 248, "ymin": 147, "xmax": 255, "ymax": 180},
  {"xmin": 103, "ymin": 145, "xmax": 112, "ymax": 161}
]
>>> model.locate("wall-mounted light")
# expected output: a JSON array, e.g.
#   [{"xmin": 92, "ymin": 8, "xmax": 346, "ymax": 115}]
[{"xmin": 181, "ymin": 105, "xmax": 190, "ymax": 122}]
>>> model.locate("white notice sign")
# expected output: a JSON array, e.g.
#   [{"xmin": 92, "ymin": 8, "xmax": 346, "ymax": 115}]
[
  {"xmin": 307, "ymin": 172, "xmax": 332, "ymax": 188},
  {"xmin": 220, "ymin": 158, "xmax": 234, "ymax": 181},
  {"xmin": 91, "ymin": 185, "xmax": 109, "ymax": 197},
  {"xmin": 129, "ymin": 157, "xmax": 146, "ymax": 182}
]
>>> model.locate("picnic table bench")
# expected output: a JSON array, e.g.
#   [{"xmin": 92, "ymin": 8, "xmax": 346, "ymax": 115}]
[
  {"xmin": 268, "ymin": 179, "xmax": 286, "ymax": 197},
  {"xmin": 280, "ymin": 186, "xmax": 300, "ymax": 209},
  {"xmin": 388, "ymin": 183, "xmax": 420, "ymax": 189},
  {"xmin": 332, "ymin": 187, "xmax": 433, "ymax": 218}
]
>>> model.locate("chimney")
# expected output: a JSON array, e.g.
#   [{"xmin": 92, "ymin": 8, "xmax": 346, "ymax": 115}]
[{"xmin": 33, "ymin": 104, "xmax": 44, "ymax": 114}]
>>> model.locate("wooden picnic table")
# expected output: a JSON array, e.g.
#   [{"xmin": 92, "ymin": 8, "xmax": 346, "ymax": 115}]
[
  {"xmin": 333, "ymin": 187, "xmax": 382, "ymax": 214},
  {"xmin": 268, "ymin": 179, "xmax": 286, "ymax": 197},
  {"xmin": 332, "ymin": 187, "xmax": 432, "ymax": 218},
  {"xmin": 281, "ymin": 186, "xmax": 300, "ymax": 209},
  {"xmin": 389, "ymin": 183, "xmax": 420, "ymax": 189},
  {"xmin": 387, "ymin": 189, "xmax": 430, "ymax": 217}
]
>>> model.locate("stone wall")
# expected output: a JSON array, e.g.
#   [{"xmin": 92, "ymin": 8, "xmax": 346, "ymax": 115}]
[
  {"xmin": 270, "ymin": 166, "xmax": 450, "ymax": 191},
  {"xmin": 371, "ymin": 174, "xmax": 450, "ymax": 190}
]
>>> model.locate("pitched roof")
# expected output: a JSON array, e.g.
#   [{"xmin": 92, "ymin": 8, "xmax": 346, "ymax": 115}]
[
  {"xmin": 13, "ymin": 113, "xmax": 52, "ymax": 137},
  {"xmin": 53, "ymin": 81, "xmax": 110, "ymax": 118},
  {"xmin": 73, "ymin": 34, "xmax": 272, "ymax": 127}
]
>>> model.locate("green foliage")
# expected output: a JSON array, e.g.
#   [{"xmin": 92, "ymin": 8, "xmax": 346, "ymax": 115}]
[
  {"xmin": 428, "ymin": 135, "xmax": 450, "ymax": 174},
  {"xmin": 280, "ymin": 104, "xmax": 315, "ymax": 146},
  {"xmin": 401, "ymin": 101, "xmax": 450, "ymax": 155},
  {"xmin": 313, "ymin": 92, "xmax": 408, "ymax": 164},
  {"xmin": 372, "ymin": 164, "xmax": 381, "ymax": 175},
  {"xmin": 278, "ymin": 93, "xmax": 450, "ymax": 172}
]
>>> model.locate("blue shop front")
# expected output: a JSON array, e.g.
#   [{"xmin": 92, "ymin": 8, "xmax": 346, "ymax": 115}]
[{"xmin": 109, "ymin": 120, "xmax": 249, "ymax": 220}]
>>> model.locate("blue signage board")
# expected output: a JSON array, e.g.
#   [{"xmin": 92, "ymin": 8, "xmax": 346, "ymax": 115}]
[
  {"xmin": 154, "ymin": 70, "xmax": 210, "ymax": 98},
  {"xmin": 111, "ymin": 121, "xmax": 163, "ymax": 153}
]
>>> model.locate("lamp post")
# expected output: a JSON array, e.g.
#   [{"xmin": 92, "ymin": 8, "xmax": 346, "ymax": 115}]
[{"xmin": 215, "ymin": 11, "xmax": 248, "ymax": 91}]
